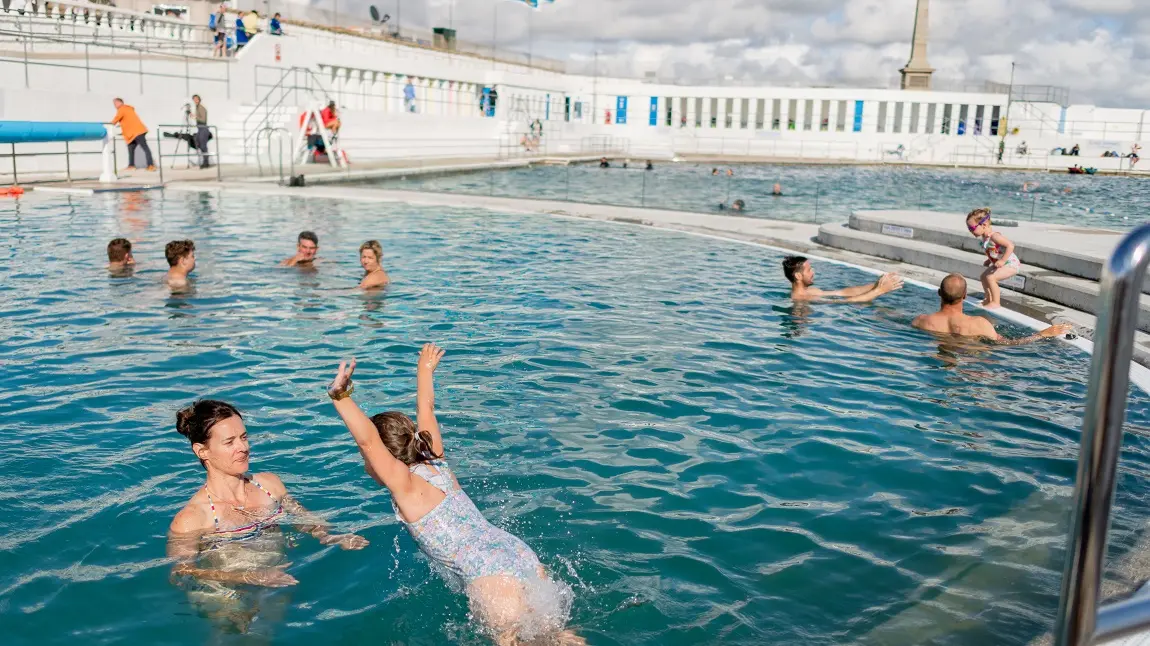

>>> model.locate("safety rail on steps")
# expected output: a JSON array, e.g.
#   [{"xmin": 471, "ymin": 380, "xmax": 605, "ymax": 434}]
[
  {"xmin": 1054, "ymin": 222, "xmax": 1150, "ymax": 646},
  {"xmin": 254, "ymin": 125, "xmax": 292, "ymax": 184},
  {"xmin": 242, "ymin": 66, "xmax": 333, "ymax": 165}
]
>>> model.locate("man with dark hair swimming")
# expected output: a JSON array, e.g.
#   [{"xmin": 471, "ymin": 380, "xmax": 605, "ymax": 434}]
[
  {"xmin": 782, "ymin": 255, "xmax": 903, "ymax": 303},
  {"xmin": 912, "ymin": 273, "xmax": 1071, "ymax": 343},
  {"xmin": 281, "ymin": 231, "xmax": 319, "ymax": 267}
]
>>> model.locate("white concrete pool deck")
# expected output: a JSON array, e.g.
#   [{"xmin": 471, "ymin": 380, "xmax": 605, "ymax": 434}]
[{"xmin": 162, "ymin": 180, "xmax": 1150, "ymax": 385}]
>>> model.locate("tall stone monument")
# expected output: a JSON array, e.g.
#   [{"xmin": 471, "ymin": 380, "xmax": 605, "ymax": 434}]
[{"xmin": 900, "ymin": 0, "xmax": 934, "ymax": 90}]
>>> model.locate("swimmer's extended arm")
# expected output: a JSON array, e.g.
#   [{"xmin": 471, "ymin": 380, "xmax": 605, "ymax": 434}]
[
  {"xmin": 250, "ymin": 473, "xmax": 367, "ymax": 550},
  {"xmin": 329, "ymin": 359, "xmax": 417, "ymax": 494},
  {"xmin": 821, "ymin": 280, "xmax": 880, "ymax": 298},
  {"xmin": 988, "ymin": 323, "xmax": 1073, "ymax": 346},
  {"xmin": 809, "ymin": 274, "xmax": 904, "ymax": 303},
  {"xmin": 416, "ymin": 343, "xmax": 445, "ymax": 457}
]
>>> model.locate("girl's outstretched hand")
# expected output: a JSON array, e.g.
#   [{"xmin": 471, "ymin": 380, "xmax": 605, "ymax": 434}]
[
  {"xmin": 328, "ymin": 358, "xmax": 357, "ymax": 399},
  {"xmin": 418, "ymin": 343, "xmax": 445, "ymax": 374}
]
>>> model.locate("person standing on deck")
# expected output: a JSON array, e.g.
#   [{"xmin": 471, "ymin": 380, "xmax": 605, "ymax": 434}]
[
  {"xmin": 188, "ymin": 95, "xmax": 212, "ymax": 169},
  {"xmin": 110, "ymin": 98, "xmax": 155, "ymax": 172}
]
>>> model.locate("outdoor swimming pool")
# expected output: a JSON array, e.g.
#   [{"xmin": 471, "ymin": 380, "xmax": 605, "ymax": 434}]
[
  {"xmin": 358, "ymin": 163, "xmax": 1150, "ymax": 230},
  {"xmin": 3, "ymin": 190, "xmax": 1150, "ymax": 646}
]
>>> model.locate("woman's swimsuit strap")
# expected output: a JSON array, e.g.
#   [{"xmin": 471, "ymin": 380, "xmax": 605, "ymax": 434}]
[{"xmin": 204, "ymin": 477, "xmax": 278, "ymax": 532}]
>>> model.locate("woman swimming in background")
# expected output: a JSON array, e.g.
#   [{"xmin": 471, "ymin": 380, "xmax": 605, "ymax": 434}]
[
  {"xmin": 359, "ymin": 240, "xmax": 389, "ymax": 289},
  {"xmin": 327, "ymin": 344, "xmax": 582, "ymax": 645},
  {"xmin": 967, "ymin": 207, "xmax": 1020, "ymax": 309},
  {"xmin": 168, "ymin": 400, "xmax": 368, "ymax": 631}
]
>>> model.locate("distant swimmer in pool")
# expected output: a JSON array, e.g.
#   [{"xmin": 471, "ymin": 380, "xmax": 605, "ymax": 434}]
[
  {"xmin": 912, "ymin": 273, "xmax": 1072, "ymax": 343},
  {"xmin": 783, "ymin": 255, "xmax": 903, "ymax": 303},
  {"xmin": 358, "ymin": 240, "xmax": 389, "ymax": 290},
  {"xmin": 967, "ymin": 207, "xmax": 1019, "ymax": 309},
  {"xmin": 326, "ymin": 345, "xmax": 583, "ymax": 645},
  {"xmin": 732, "ymin": 199, "xmax": 746, "ymax": 211},
  {"xmin": 772, "ymin": 183, "xmax": 783, "ymax": 196},
  {"xmin": 281, "ymin": 231, "xmax": 319, "ymax": 267},
  {"xmin": 107, "ymin": 237, "xmax": 135, "ymax": 274},
  {"xmin": 164, "ymin": 239, "xmax": 196, "ymax": 291},
  {"xmin": 167, "ymin": 400, "xmax": 368, "ymax": 631}
]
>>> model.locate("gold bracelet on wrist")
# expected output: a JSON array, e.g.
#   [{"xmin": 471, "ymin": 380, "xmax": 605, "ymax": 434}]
[{"xmin": 329, "ymin": 383, "xmax": 354, "ymax": 401}]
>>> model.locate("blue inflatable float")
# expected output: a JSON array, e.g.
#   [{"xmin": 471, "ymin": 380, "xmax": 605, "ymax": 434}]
[{"xmin": 0, "ymin": 121, "xmax": 108, "ymax": 144}]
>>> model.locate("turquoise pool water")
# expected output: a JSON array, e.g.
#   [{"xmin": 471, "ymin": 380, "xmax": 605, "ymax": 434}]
[
  {"xmin": 3, "ymin": 191, "xmax": 1150, "ymax": 645},
  {"xmin": 359, "ymin": 163, "xmax": 1150, "ymax": 230}
]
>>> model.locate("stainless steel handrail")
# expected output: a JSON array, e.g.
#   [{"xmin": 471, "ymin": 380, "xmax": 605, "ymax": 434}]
[{"xmin": 1054, "ymin": 222, "xmax": 1150, "ymax": 646}]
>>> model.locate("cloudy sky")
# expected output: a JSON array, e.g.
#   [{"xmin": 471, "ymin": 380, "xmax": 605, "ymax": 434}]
[{"xmin": 302, "ymin": 0, "xmax": 1149, "ymax": 107}]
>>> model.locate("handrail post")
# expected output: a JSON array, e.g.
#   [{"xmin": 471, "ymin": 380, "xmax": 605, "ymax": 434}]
[
  {"xmin": 214, "ymin": 126, "xmax": 221, "ymax": 182},
  {"xmin": 1053, "ymin": 222, "xmax": 1150, "ymax": 646},
  {"xmin": 64, "ymin": 141, "xmax": 71, "ymax": 182},
  {"xmin": 11, "ymin": 143, "xmax": 17, "ymax": 185}
]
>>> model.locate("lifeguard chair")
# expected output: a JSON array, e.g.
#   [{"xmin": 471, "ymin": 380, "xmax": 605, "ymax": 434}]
[{"xmin": 295, "ymin": 105, "xmax": 347, "ymax": 168}]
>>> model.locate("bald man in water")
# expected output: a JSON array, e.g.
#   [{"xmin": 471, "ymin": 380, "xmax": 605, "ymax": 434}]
[{"xmin": 913, "ymin": 273, "xmax": 1071, "ymax": 344}]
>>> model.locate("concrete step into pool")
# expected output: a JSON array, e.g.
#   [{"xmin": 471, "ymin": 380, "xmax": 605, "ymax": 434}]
[
  {"xmin": 816, "ymin": 217, "xmax": 1150, "ymax": 334},
  {"xmin": 846, "ymin": 209, "xmax": 1150, "ymax": 294}
]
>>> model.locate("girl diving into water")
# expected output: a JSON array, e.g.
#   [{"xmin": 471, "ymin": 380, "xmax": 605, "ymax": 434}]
[
  {"xmin": 327, "ymin": 344, "xmax": 583, "ymax": 645},
  {"xmin": 167, "ymin": 400, "xmax": 368, "ymax": 631}
]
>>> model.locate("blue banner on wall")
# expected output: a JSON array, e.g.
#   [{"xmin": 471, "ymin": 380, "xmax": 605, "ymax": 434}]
[
  {"xmin": 853, "ymin": 101, "xmax": 864, "ymax": 133},
  {"xmin": 649, "ymin": 97, "xmax": 658, "ymax": 126},
  {"xmin": 616, "ymin": 96, "xmax": 628, "ymax": 125}
]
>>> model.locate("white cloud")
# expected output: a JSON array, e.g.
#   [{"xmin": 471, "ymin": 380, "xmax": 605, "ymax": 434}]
[{"xmin": 295, "ymin": 0, "xmax": 1150, "ymax": 107}]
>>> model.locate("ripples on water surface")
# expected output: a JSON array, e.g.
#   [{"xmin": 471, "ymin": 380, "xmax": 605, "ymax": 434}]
[
  {"xmin": 361, "ymin": 163, "xmax": 1150, "ymax": 230},
  {"xmin": 2, "ymin": 191, "xmax": 1150, "ymax": 645}
]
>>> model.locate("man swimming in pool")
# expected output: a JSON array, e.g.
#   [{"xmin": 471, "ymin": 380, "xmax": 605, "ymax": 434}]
[
  {"xmin": 107, "ymin": 238, "xmax": 135, "ymax": 273},
  {"xmin": 912, "ymin": 274, "xmax": 1072, "ymax": 343},
  {"xmin": 281, "ymin": 231, "xmax": 319, "ymax": 267},
  {"xmin": 783, "ymin": 256, "xmax": 903, "ymax": 303},
  {"xmin": 165, "ymin": 239, "xmax": 196, "ymax": 290}
]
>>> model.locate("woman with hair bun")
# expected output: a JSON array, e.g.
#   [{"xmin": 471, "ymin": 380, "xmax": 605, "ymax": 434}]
[{"xmin": 167, "ymin": 399, "xmax": 368, "ymax": 623}]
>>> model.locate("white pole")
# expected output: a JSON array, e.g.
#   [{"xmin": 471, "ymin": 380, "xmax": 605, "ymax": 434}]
[{"xmin": 100, "ymin": 126, "xmax": 117, "ymax": 183}]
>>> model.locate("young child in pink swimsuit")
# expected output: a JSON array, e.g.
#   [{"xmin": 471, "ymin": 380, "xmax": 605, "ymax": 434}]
[{"xmin": 967, "ymin": 207, "xmax": 1020, "ymax": 309}]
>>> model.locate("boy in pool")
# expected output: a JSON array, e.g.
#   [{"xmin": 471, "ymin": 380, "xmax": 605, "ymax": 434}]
[
  {"xmin": 966, "ymin": 208, "xmax": 1020, "ymax": 309},
  {"xmin": 165, "ymin": 239, "xmax": 196, "ymax": 291},
  {"xmin": 326, "ymin": 344, "xmax": 582, "ymax": 645},
  {"xmin": 107, "ymin": 238, "xmax": 135, "ymax": 273}
]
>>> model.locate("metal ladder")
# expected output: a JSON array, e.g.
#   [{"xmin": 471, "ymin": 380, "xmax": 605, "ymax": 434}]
[{"xmin": 1055, "ymin": 222, "xmax": 1150, "ymax": 645}]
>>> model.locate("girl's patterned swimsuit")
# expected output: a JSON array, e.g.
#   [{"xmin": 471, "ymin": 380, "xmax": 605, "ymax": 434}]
[
  {"xmin": 394, "ymin": 459, "xmax": 542, "ymax": 587},
  {"xmin": 982, "ymin": 236, "xmax": 1021, "ymax": 270}
]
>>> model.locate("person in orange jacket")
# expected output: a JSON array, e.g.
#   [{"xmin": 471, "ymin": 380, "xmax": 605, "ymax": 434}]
[{"xmin": 110, "ymin": 98, "xmax": 155, "ymax": 171}]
